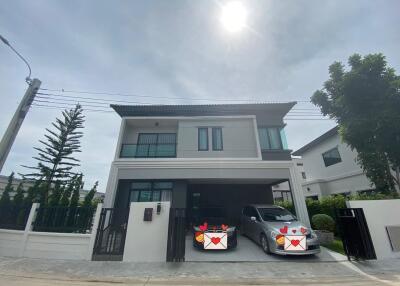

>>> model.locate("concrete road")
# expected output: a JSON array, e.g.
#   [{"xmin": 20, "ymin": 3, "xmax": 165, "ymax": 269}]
[
  {"xmin": 1, "ymin": 273, "xmax": 400, "ymax": 286},
  {"xmin": 0, "ymin": 256, "xmax": 400, "ymax": 286}
]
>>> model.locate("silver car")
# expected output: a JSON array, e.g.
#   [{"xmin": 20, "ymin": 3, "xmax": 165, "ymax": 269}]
[{"xmin": 241, "ymin": 204, "xmax": 320, "ymax": 255}]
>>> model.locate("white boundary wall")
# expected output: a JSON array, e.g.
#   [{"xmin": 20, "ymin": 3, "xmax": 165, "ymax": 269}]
[
  {"xmin": 0, "ymin": 203, "xmax": 102, "ymax": 261},
  {"xmin": 123, "ymin": 201, "xmax": 170, "ymax": 262},
  {"xmin": 346, "ymin": 199, "xmax": 400, "ymax": 260}
]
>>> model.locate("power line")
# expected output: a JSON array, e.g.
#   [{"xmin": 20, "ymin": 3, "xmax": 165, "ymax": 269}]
[{"xmin": 39, "ymin": 88, "xmax": 312, "ymax": 103}]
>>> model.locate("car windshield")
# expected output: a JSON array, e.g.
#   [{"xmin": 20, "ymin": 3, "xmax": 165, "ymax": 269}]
[{"xmin": 257, "ymin": 208, "xmax": 296, "ymax": 222}]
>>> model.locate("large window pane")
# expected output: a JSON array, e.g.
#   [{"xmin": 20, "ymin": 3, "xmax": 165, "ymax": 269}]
[
  {"xmin": 158, "ymin": 134, "xmax": 176, "ymax": 144},
  {"xmin": 268, "ymin": 128, "xmax": 282, "ymax": 149},
  {"xmin": 138, "ymin": 134, "xmax": 157, "ymax": 144},
  {"xmin": 198, "ymin": 128, "xmax": 208, "ymax": 151},
  {"xmin": 139, "ymin": 190, "xmax": 152, "ymax": 202},
  {"xmin": 280, "ymin": 128, "xmax": 288, "ymax": 150},
  {"xmin": 212, "ymin": 128, "xmax": 223, "ymax": 151},
  {"xmin": 131, "ymin": 182, "xmax": 151, "ymax": 190},
  {"xmin": 258, "ymin": 128, "xmax": 270, "ymax": 150}
]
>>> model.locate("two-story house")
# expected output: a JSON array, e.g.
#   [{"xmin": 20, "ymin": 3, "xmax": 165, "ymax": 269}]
[
  {"xmin": 292, "ymin": 126, "xmax": 376, "ymax": 199},
  {"xmin": 100, "ymin": 103, "xmax": 309, "ymax": 261}
]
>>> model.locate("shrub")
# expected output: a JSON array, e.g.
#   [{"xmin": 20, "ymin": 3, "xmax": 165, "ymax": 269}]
[{"xmin": 312, "ymin": 214, "xmax": 335, "ymax": 232}]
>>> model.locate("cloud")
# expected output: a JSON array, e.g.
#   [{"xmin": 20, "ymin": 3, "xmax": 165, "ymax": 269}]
[{"xmin": 1, "ymin": 0, "xmax": 399, "ymax": 191}]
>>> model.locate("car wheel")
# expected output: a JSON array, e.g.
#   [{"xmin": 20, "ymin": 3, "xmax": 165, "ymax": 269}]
[{"xmin": 260, "ymin": 234, "xmax": 271, "ymax": 254}]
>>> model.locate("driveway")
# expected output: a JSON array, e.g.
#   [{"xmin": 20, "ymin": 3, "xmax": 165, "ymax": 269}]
[{"xmin": 185, "ymin": 234, "xmax": 347, "ymax": 262}]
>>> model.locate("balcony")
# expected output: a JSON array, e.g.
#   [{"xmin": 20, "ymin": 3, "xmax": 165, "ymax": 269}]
[{"xmin": 120, "ymin": 144, "xmax": 176, "ymax": 158}]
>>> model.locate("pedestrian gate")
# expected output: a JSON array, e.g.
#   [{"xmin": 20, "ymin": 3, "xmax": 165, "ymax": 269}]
[
  {"xmin": 166, "ymin": 208, "xmax": 186, "ymax": 262},
  {"xmin": 336, "ymin": 208, "xmax": 376, "ymax": 260},
  {"xmin": 92, "ymin": 208, "xmax": 129, "ymax": 261}
]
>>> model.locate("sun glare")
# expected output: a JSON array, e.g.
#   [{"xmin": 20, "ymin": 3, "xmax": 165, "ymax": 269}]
[{"xmin": 220, "ymin": 1, "xmax": 248, "ymax": 33}]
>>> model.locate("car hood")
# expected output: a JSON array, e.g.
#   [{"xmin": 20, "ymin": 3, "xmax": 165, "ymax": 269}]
[{"xmin": 262, "ymin": 220, "xmax": 309, "ymax": 234}]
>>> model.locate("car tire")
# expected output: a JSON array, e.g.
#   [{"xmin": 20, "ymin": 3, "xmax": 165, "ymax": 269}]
[{"xmin": 260, "ymin": 234, "xmax": 271, "ymax": 254}]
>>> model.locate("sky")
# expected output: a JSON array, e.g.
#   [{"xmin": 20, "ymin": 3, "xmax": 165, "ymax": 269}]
[{"xmin": 1, "ymin": 0, "xmax": 399, "ymax": 192}]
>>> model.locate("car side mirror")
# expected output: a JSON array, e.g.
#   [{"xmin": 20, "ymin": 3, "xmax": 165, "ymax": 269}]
[{"xmin": 250, "ymin": 216, "xmax": 257, "ymax": 222}]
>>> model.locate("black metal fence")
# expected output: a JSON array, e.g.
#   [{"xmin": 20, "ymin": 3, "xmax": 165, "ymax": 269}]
[
  {"xmin": 33, "ymin": 206, "xmax": 95, "ymax": 233},
  {"xmin": 0, "ymin": 205, "xmax": 32, "ymax": 230}
]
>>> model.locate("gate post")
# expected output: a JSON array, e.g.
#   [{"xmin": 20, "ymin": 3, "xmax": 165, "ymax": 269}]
[
  {"xmin": 87, "ymin": 203, "xmax": 103, "ymax": 260},
  {"xmin": 19, "ymin": 203, "xmax": 39, "ymax": 257}
]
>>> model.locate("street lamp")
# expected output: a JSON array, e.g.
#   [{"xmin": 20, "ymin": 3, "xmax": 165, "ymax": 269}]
[
  {"xmin": 0, "ymin": 34, "xmax": 32, "ymax": 84},
  {"xmin": 0, "ymin": 34, "xmax": 41, "ymax": 172}
]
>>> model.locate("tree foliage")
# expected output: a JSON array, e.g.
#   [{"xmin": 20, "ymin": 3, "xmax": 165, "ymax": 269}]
[
  {"xmin": 0, "ymin": 172, "xmax": 14, "ymax": 208},
  {"xmin": 311, "ymin": 53, "xmax": 400, "ymax": 193},
  {"xmin": 22, "ymin": 104, "xmax": 85, "ymax": 203}
]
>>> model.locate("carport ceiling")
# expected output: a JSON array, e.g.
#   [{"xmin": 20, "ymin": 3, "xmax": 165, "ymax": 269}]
[{"xmin": 187, "ymin": 178, "xmax": 288, "ymax": 185}]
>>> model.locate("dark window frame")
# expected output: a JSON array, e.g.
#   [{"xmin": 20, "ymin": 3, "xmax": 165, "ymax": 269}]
[
  {"xmin": 198, "ymin": 127, "xmax": 209, "ymax": 151},
  {"xmin": 322, "ymin": 147, "xmax": 342, "ymax": 167},
  {"xmin": 211, "ymin": 127, "xmax": 223, "ymax": 151},
  {"xmin": 128, "ymin": 181, "xmax": 173, "ymax": 207},
  {"xmin": 258, "ymin": 126, "xmax": 283, "ymax": 151}
]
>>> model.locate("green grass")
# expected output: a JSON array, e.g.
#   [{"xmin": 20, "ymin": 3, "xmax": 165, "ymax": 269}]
[{"xmin": 322, "ymin": 238, "xmax": 345, "ymax": 255}]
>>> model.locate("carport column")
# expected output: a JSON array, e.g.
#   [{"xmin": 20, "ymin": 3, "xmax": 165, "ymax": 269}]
[
  {"xmin": 104, "ymin": 164, "xmax": 119, "ymax": 208},
  {"xmin": 289, "ymin": 165, "xmax": 310, "ymax": 227}
]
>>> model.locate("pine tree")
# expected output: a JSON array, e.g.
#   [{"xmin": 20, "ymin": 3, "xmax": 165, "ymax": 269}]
[
  {"xmin": 70, "ymin": 174, "xmax": 83, "ymax": 208},
  {"xmin": 82, "ymin": 181, "xmax": 98, "ymax": 208},
  {"xmin": 0, "ymin": 172, "xmax": 14, "ymax": 208},
  {"xmin": 59, "ymin": 176, "xmax": 75, "ymax": 207},
  {"xmin": 13, "ymin": 182, "xmax": 25, "ymax": 208},
  {"xmin": 22, "ymin": 104, "xmax": 85, "ymax": 203},
  {"xmin": 24, "ymin": 180, "xmax": 42, "ymax": 206},
  {"xmin": 48, "ymin": 181, "xmax": 63, "ymax": 207}
]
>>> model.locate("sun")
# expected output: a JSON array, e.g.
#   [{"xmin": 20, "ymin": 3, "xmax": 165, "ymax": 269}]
[{"xmin": 220, "ymin": 1, "xmax": 248, "ymax": 33}]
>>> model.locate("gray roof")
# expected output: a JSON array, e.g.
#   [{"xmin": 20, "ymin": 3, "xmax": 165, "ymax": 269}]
[
  {"xmin": 292, "ymin": 126, "xmax": 339, "ymax": 156},
  {"xmin": 110, "ymin": 102, "xmax": 296, "ymax": 118}
]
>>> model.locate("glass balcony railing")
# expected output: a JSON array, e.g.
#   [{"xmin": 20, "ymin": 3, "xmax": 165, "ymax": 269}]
[{"xmin": 120, "ymin": 144, "xmax": 176, "ymax": 158}]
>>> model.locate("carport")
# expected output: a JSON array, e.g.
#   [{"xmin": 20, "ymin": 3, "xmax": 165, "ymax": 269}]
[{"xmin": 184, "ymin": 180, "xmax": 297, "ymax": 262}]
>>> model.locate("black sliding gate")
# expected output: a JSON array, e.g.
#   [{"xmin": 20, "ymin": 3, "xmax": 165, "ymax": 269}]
[
  {"xmin": 92, "ymin": 208, "xmax": 130, "ymax": 261},
  {"xmin": 166, "ymin": 208, "xmax": 186, "ymax": 262},
  {"xmin": 336, "ymin": 208, "xmax": 376, "ymax": 260}
]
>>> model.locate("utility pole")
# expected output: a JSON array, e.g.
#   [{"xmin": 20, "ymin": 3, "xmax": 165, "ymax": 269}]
[
  {"xmin": 0, "ymin": 34, "xmax": 40, "ymax": 172},
  {"xmin": 0, "ymin": 79, "xmax": 41, "ymax": 172}
]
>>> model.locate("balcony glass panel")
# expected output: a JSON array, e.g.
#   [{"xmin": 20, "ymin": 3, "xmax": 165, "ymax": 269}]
[{"xmin": 120, "ymin": 144, "xmax": 176, "ymax": 158}]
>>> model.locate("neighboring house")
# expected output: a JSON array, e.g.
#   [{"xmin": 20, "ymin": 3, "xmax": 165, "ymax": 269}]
[
  {"xmin": 0, "ymin": 175, "xmax": 105, "ymax": 202},
  {"xmin": 292, "ymin": 126, "xmax": 375, "ymax": 199},
  {"xmin": 104, "ymin": 103, "xmax": 310, "ymax": 228}
]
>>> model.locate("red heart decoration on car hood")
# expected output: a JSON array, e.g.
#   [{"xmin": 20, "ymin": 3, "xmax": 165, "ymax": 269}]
[
  {"xmin": 211, "ymin": 237, "xmax": 221, "ymax": 245},
  {"xmin": 291, "ymin": 239, "xmax": 300, "ymax": 247},
  {"xmin": 280, "ymin": 226, "xmax": 288, "ymax": 234},
  {"xmin": 199, "ymin": 223, "xmax": 208, "ymax": 231},
  {"xmin": 292, "ymin": 229, "xmax": 297, "ymax": 234},
  {"xmin": 300, "ymin": 227, "xmax": 307, "ymax": 234},
  {"xmin": 221, "ymin": 224, "xmax": 228, "ymax": 231}
]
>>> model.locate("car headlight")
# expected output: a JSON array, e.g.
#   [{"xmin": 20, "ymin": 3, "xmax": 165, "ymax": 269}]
[{"xmin": 310, "ymin": 230, "xmax": 317, "ymax": 238}]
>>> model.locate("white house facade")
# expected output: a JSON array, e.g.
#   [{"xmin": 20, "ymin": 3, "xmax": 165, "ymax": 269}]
[
  {"xmin": 102, "ymin": 103, "xmax": 310, "ymax": 261},
  {"xmin": 292, "ymin": 126, "xmax": 375, "ymax": 199}
]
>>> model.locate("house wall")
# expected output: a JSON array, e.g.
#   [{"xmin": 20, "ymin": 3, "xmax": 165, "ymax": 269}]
[
  {"xmin": 123, "ymin": 201, "xmax": 170, "ymax": 262},
  {"xmin": 346, "ymin": 200, "xmax": 400, "ymax": 260},
  {"xmin": 177, "ymin": 118, "xmax": 259, "ymax": 158},
  {"xmin": 299, "ymin": 134, "xmax": 373, "ymax": 197}
]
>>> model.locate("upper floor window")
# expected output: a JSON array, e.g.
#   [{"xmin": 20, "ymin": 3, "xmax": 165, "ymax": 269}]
[
  {"xmin": 120, "ymin": 133, "xmax": 176, "ymax": 158},
  {"xmin": 198, "ymin": 128, "xmax": 209, "ymax": 151},
  {"xmin": 322, "ymin": 147, "xmax": 342, "ymax": 167},
  {"xmin": 258, "ymin": 127, "xmax": 284, "ymax": 150},
  {"xmin": 301, "ymin": 172, "xmax": 307, "ymax": 179},
  {"xmin": 212, "ymin": 127, "xmax": 223, "ymax": 151},
  {"xmin": 198, "ymin": 127, "xmax": 224, "ymax": 151}
]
